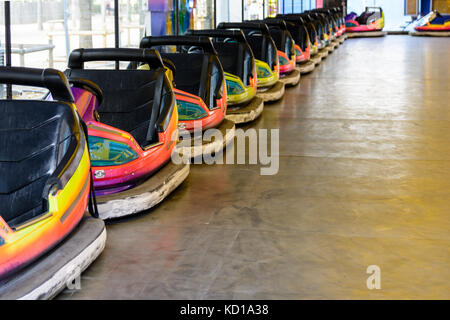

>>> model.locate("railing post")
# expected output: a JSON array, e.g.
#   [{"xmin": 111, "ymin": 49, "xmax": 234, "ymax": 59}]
[
  {"xmin": 5, "ymin": 0, "xmax": 12, "ymax": 99},
  {"xmin": 19, "ymin": 44, "xmax": 25, "ymax": 67},
  {"xmin": 48, "ymin": 39, "xmax": 54, "ymax": 68}
]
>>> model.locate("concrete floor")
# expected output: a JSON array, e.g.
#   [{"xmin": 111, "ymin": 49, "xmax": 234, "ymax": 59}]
[{"xmin": 60, "ymin": 35, "xmax": 450, "ymax": 300}]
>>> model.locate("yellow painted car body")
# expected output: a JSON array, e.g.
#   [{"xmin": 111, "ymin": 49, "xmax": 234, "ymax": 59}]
[{"xmin": 255, "ymin": 59, "xmax": 279, "ymax": 88}]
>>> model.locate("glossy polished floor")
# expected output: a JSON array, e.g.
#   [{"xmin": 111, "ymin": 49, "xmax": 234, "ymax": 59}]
[{"xmin": 60, "ymin": 36, "xmax": 450, "ymax": 300}]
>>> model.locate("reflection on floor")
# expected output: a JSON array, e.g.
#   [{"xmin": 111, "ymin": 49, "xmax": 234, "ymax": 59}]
[{"xmin": 59, "ymin": 36, "xmax": 450, "ymax": 300}]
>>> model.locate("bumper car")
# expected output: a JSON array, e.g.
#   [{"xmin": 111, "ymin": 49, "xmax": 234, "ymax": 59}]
[
  {"xmin": 333, "ymin": 7, "xmax": 347, "ymax": 38},
  {"xmin": 65, "ymin": 48, "xmax": 189, "ymax": 220},
  {"xmin": 332, "ymin": 7, "xmax": 348, "ymax": 43},
  {"xmin": 296, "ymin": 14, "xmax": 323, "ymax": 65},
  {"xmin": 345, "ymin": 7, "xmax": 387, "ymax": 38},
  {"xmin": 306, "ymin": 11, "xmax": 334, "ymax": 53},
  {"xmin": 276, "ymin": 15, "xmax": 315, "ymax": 74},
  {"xmin": 139, "ymin": 36, "xmax": 235, "ymax": 158},
  {"xmin": 252, "ymin": 19, "xmax": 300, "ymax": 87},
  {"xmin": 186, "ymin": 29, "xmax": 264, "ymax": 124},
  {"xmin": 0, "ymin": 66, "xmax": 106, "ymax": 299},
  {"xmin": 302, "ymin": 13, "xmax": 329, "ymax": 61},
  {"xmin": 411, "ymin": 11, "xmax": 450, "ymax": 37},
  {"xmin": 217, "ymin": 22, "xmax": 284, "ymax": 103},
  {"xmin": 312, "ymin": 8, "xmax": 341, "ymax": 50}
]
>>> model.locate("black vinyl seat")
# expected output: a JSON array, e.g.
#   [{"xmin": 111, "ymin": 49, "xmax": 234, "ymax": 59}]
[
  {"xmin": 140, "ymin": 36, "xmax": 224, "ymax": 110},
  {"xmin": 0, "ymin": 66, "xmax": 82, "ymax": 229},
  {"xmin": 357, "ymin": 11, "xmax": 379, "ymax": 25},
  {"xmin": 213, "ymin": 42, "xmax": 252, "ymax": 86},
  {"xmin": 279, "ymin": 14, "xmax": 322, "ymax": 44},
  {"xmin": 291, "ymin": 23, "xmax": 309, "ymax": 51},
  {"xmin": 269, "ymin": 28, "xmax": 294, "ymax": 56},
  {"xmin": 307, "ymin": 22, "xmax": 319, "ymax": 44},
  {"xmin": 314, "ymin": 9, "xmax": 339, "ymax": 33},
  {"xmin": 185, "ymin": 30, "xmax": 255, "ymax": 88},
  {"xmin": 276, "ymin": 16, "xmax": 310, "ymax": 51},
  {"xmin": 0, "ymin": 101, "xmax": 77, "ymax": 227},
  {"xmin": 217, "ymin": 22, "xmax": 278, "ymax": 71},
  {"xmin": 249, "ymin": 20, "xmax": 295, "ymax": 58},
  {"xmin": 66, "ymin": 48, "xmax": 174, "ymax": 148},
  {"xmin": 246, "ymin": 35, "xmax": 277, "ymax": 69},
  {"xmin": 158, "ymin": 53, "xmax": 208, "ymax": 101},
  {"xmin": 67, "ymin": 68, "xmax": 165, "ymax": 147},
  {"xmin": 305, "ymin": 14, "xmax": 325, "ymax": 41}
]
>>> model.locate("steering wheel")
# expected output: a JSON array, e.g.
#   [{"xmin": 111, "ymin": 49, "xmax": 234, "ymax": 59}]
[
  {"xmin": 248, "ymin": 30, "xmax": 261, "ymax": 36},
  {"xmin": 224, "ymin": 37, "xmax": 239, "ymax": 43},
  {"xmin": 188, "ymin": 46, "xmax": 204, "ymax": 53}
]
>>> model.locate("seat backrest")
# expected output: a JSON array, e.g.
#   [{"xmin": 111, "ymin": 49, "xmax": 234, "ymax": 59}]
[
  {"xmin": 216, "ymin": 23, "xmax": 277, "ymax": 72},
  {"xmin": 140, "ymin": 36, "xmax": 224, "ymax": 110},
  {"xmin": 213, "ymin": 42, "xmax": 243, "ymax": 76},
  {"xmin": 286, "ymin": 22, "xmax": 309, "ymax": 50},
  {"xmin": 310, "ymin": 18, "xmax": 324, "ymax": 39},
  {"xmin": 0, "ymin": 101, "xmax": 76, "ymax": 227},
  {"xmin": 268, "ymin": 28, "xmax": 294, "ymax": 57},
  {"xmin": 215, "ymin": 41, "xmax": 254, "ymax": 87},
  {"xmin": 67, "ymin": 68, "xmax": 166, "ymax": 147},
  {"xmin": 66, "ymin": 48, "xmax": 171, "ymax": 148},
  {"xmin": 268, "ymin": 28, "xmax": 284, "ymax": 51},
  {"xmin": 357, "ymin": 11, "xmax": 375, "ymax": 24},
  {"xmin": 433, "ymin": 14, "xmax": 450, "ymax": 24},
  {"xmin": 245, "ymin": 35, "xmax": 265, "ymax": 61},
  {"xmin": 160, "ymin": 53, "xmax": 222, "ymax": 109},
  {"xmin": 240, "ymin": 32, "xmax": 277, "ymax": 71},
  {"xmin": 183, "ymin": 30, "xmax": 254, "ymax": 87},
  {"xmin": 159, "ymin": 52, "xmax": 206, "ymax": 101},
  {"xmin": 306, "ymin": 22, "xmax": 318, "ymax": 44},
  {"xmin": 280, "ymin": 15, "xmax": 319, "ymax": 44}
]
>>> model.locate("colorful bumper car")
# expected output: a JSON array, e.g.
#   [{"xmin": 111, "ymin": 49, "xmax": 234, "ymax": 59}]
[
  {"xmin": 308, "ymin": 11, "xmax": 332, "ymax": 44},
  {"xmin": 276, "ymin": 15, "xmax": 315, "ymax": 74},
  {"xmin": 306, "ymin": 11, "xmax": 334, "ymax": 54},
  {"xmin": 186, "ymin": 29, "xmax": 264, "ymax": 124},
  {"xmin": 0, "ymin": 67, "xmax": 106, "ymax": 299},
  {"xmin": 303, "ymin": 13, "xmax": 329, "ymax": 61},
  {"xmin": 345, "ymin": 7, "xmax": 387, "ymax": 38},
  {"xmin": 139, "ymin": 36, "xmax": 235, "ymax": 158},
  {"xmin": 65, "ymin": 48, "xmax": 189, "ymax": 220},
  {"xmin": 217, "ymin": 22, "xmax": 284, "ymax": 103},
  {"xmin": 294, "ymin": 13, "xmax": 323, "ymax": 65},
  {"xmin": 412, "ymin": 11, "xmax": 450, "ymax": 37},
  {"xmin": 312, "ymin": 8, "xmax": 341, "ymax": 50},
  {"xmin": 332, "ymin": 7, "xmax": 348, "ymax": 43},
  {"xmin": 252, "ymin": 19, "xmax": 300, "ymax": 87},
  {"xmin": 333, "ymin": 7, "xmax": 347, "ymax": 39}
]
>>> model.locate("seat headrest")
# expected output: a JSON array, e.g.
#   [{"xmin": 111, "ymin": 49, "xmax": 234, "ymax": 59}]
[
  {"xmin": 0, "ymin": 66, "xmax": 73, "ymax": 102},
  {"xmin": 68, "ymin": 48, "xmax": 164, "ymax": 70},
  {"xmin": 186, "ymin": 29, "xmax": 247, "ymax": 44},
  {"xmin": 140, "ymin": 36, "xmax": 218, "ymax": 55}
]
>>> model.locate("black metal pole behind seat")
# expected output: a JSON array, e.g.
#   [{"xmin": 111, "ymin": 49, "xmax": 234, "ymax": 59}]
[
  {"xmin": 175, "ymin": 0, "xmax": 179, "ymax": 35},
  {"xmin": 262, "ymin": 0, "xmax": 265, "ymax": 18},
  {"xmin": 214, "ymin": 0, "xmax": 217, "ymax": 28},
  {"xmin": 5, "ymin": 1, "xmax": 12, "ymax": 99},
  {"xmin": 114, "ymin": 0, "xmax": 119, "ymax": 69}
]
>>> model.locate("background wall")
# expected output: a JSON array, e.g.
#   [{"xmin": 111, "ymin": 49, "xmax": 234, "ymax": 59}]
[
  {"xmin": 277, "ymin": 0, "xmax": 317, "ymax": 14},
  {"xmin": 433, "ymin": 0, "xmax": 450, "ymax": 12},
  {"xmin": 0, "ymin": 0, "xmax": 63, "ymax": 24}
]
